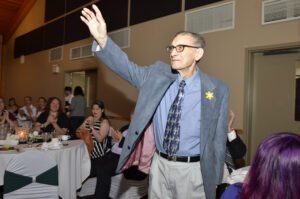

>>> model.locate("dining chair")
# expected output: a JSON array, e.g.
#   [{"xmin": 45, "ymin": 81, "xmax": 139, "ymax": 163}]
[{"xmin": 3, "ymin": 150, "xmax": 59, "ymax": 199}]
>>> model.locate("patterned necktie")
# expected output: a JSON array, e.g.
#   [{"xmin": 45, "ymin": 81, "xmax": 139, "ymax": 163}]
[
  {"xmin": 225, "ymin": 148, "xmax": 236, "ymax": 173},
  {"xmin": 163, "ymin": 80, "xmax": 186, "ymax": 155}
]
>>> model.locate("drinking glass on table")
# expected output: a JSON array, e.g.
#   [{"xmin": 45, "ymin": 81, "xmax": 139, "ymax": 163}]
[
  {"xmin": 27, "ymin": 137, "xmax": 33, "ymax": 148},
  {"xmin": 51, "ymin": 129, "xmax": 60, "ymax": 139},
  {"xmin": 42, "ymin": 132, "xmax": 50, "ymax": 143},
  {"xmin": 0, "ymin": 124, "xmax": 8, "ymax": 140}
]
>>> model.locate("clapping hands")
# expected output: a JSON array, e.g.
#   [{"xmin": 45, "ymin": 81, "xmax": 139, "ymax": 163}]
[{"xmin": 47, "ymin": 114, "xmax": 57, "ymax": 125}]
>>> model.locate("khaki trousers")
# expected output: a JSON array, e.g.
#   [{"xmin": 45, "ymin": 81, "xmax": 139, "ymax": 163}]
[{"xmin": 149, "ymin": 152, "xmax": 206, "ymax": 199}]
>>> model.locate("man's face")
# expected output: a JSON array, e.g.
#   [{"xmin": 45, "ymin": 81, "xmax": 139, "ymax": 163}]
[
  {"xmin": 65, "ymin": 91, "xmax": 71, "ymax": 96},
  {"xmin": 169, "ymin": 34, "xmax": 203, "ymax": 73},
  {"xmin": 24, "ymin": 97, "xmax": 31, "ymax": 106}
]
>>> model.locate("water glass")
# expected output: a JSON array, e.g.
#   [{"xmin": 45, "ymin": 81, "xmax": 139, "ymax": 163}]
[
  {"xmin": 27, "ymin": 137, "xmax": 33, "ymax": 148},
  {"xmin": 0, "ymin": 124, "xmax": 7, "ymax": 140},
  {"xmin": 42, "ymin": 132, "xmax": 50, "ymax": 142}
]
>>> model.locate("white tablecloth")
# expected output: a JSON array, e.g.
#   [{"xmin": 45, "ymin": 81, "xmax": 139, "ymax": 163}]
[{"xmin": 0, "ymin": 140, "xmax": 91, "ymax": 199}]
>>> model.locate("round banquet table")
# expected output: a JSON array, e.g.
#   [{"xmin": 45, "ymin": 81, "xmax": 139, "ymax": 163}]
[{"xmin": 0, "ymin": 139, "xmax": 91, "ymax": 199}]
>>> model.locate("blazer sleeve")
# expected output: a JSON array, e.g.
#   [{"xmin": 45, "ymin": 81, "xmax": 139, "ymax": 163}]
[
  {"xmin": 214, "ymin": 85, "xmax": 229, "ymax": 185},
  {"xmin": 227, "ymin": 135, "xmax": 246, "ymax": 159},
  {"xmin": 92, "ymin": 37, "xmax": 152, "ymax": 90}
]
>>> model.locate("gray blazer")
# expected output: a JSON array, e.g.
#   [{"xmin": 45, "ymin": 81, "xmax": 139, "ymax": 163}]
[{"xmin": 93, "ymin": 37, "xmax": 229, "ymax": 199}]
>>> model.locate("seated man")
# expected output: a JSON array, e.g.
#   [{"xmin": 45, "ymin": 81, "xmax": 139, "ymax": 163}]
[
  {"xmin": 17, "ymin": 96, "xmax": 37, "ymax": 128},
  {"xmin": 217, "ymin": 110, "xmax": 246, "ymax": 198},
  {"xmin": 225, "ymin": 110, "xmax": 246, "ymax": 173}
]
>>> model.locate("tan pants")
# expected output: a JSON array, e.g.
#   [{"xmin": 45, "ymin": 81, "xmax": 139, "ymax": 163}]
[{"xmin": 149, "ymin": 152, "xmax": 206, "ymax": 199}]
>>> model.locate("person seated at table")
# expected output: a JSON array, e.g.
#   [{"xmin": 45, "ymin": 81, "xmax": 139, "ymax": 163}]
[
  {"xmin": 110, "ymin": 106, "xmax": 147, "ymax": 181},
  {"xmin": 0, "ymin": 97, "xmax": 18, "ymax": 129},
  {"xmin": 78, "ymin": 100, "xmax": 111, "ymax": 198},
  {"xmin": 34, "ymin": 97, "xmax": 70, "ymax": 135},
  {"xmin": 221, "ymin": 132, "xmax": 300, "ymax": 199},
  {"xmin": 17, "ymin": 96, "xmax": 37, "ymax": 128},
  {"xmin": 36, "ymin": 97, "xmax": 47, "ymax": 118},
  {"xmin": 217, "ymin": 110, "xmax": 247, "ymax": 198},
  {"xmin": 7, "ymin": 97, "xmax": 18, "ymax": 117}
]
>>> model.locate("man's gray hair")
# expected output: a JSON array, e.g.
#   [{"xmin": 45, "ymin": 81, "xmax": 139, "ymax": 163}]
[{"xmin": 173, "ymin": 31, "xmax": 206, "ymax": 48}]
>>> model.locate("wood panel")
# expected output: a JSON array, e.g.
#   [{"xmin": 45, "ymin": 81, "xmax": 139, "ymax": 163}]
[
  {"xmin": 130, "ymin": 0, "xmax": 181, "ymax": 25},
  {"xmin": 0, "ymin": 0, "xmax": 37, "ymax": 43}
]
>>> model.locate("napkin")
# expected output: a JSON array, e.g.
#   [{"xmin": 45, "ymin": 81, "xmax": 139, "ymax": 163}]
[
  {"xmin": 44, "ymin": 141, "xmax": 62, "ymax": 150},
  {"xmin": 0, "ymin": 140, "xmax": 19, "ymax": 146}
]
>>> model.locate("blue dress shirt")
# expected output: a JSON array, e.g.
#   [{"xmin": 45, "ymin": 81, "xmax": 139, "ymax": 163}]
[{"xmin": 153, "ymin": 68, "xmax": 201, "ymax": 156}]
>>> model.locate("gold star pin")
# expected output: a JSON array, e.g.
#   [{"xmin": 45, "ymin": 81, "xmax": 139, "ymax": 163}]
[{"xmin": 205, "ymin": 91, "xmax": 214, "ymax": 100}]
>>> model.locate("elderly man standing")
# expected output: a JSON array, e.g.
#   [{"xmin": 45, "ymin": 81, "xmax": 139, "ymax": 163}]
[{"xmin": 81, "ymin": 5, "xmax": 229, "ymax": 199}]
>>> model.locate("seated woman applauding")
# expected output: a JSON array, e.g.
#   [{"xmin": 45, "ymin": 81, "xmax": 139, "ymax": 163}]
[
  {"xmin": 34, "ymin": 97, "xmax": 70, "ymax": 134},
  {"xmin": 78, "ymin": 100, "xmax": 111, "ymax": 198},
  {"xmin": 221, "ymin": 132, "xmax": 300, "ymax": 199},
  {"xmin": 0, "ymin": 97, "xmax": 18, "ymax": 129}
]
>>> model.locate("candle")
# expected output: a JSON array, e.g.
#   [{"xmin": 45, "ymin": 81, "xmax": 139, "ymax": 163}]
[{"xmin": 15, "ymin": 127, "xmax": 29, "ymax": 142}]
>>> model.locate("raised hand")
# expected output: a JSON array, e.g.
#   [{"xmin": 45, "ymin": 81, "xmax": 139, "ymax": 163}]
[
  {"xmin": 3, "ymin": 110, "xmax": 9, "ymax": 121},
  {"xmin": 228, "ymin": 109, "xmax": 235, "ymax": 132},
  {"xmin": 80, "ymin": 4, "xmax": 107, "ymax": 48}
]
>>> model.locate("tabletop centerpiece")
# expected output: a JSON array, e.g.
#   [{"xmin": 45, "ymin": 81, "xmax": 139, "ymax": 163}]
[{"xmin": 15, "ymin": 127, "xmax": 30, "ymax": 143}]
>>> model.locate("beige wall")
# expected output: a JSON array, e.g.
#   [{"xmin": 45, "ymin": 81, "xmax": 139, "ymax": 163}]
[
  {"xmin": 249, "ymin": 52, "xmax": 300, "ymax": 160},
  {"xmin": 2, "ymin": 0, "xmax": 300, "ymax": 130}
]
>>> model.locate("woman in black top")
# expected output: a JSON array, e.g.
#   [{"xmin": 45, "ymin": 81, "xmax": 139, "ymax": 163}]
[
  {"xmin": 34, "ymin": 97, "xmax": 70, "ymax": 134},
  {"xmin": 78, "ymin": 100, "xmax": 111, "ymax": 198}
]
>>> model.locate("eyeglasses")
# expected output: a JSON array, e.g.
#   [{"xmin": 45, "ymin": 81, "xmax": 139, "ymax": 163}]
[{"xmin": 166, "ymin": 44, "xmax": 201, "ymax": 53}]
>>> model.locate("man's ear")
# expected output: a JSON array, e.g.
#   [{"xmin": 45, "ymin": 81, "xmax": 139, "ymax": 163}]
[{"xmin": 195, "ymin": 48, "xmax": 204, "ymax": 62}]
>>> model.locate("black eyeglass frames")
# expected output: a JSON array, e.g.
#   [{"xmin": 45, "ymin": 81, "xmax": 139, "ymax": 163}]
[{"xmin": 166, "ymin": 44, "xmax": 201, "ymax": 53}]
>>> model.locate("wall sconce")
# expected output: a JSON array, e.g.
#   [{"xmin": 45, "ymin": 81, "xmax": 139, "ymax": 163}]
[
  {"xmin": 20, "ymin": 55, "xmax": 25, "ymax": 64},
  {"xmin": 52, "ymin": 64, "xmax": 60, "ymax": 74}
]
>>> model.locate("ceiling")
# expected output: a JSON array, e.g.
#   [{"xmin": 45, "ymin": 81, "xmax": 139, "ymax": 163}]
[{"xmin": 0, "ymin": 0, "xmax": 36, "ymax": 43}]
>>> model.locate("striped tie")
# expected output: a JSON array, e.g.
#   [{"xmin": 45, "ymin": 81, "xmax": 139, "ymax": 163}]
[{"xmin": 225, "ymin": 148, "xmax": 236, "ymax": 173}]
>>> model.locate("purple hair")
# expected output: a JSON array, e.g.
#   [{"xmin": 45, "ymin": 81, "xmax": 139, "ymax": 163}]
[{"xmin": 241, "ymin": 132, "xmax": 300, "ymax": 199}]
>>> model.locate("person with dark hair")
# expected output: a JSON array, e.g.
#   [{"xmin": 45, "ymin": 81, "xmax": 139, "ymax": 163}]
[
  {"xmin": 224, "ymin": 110, "xmax": 246, "ymax": 173},
  {"xmin": 221, "ymin": 132, "xmax": 300, "ymax": 199},
  {"xmin": 0, "ymin": 97, "xmax": 18, "ymax": 128},
  {"xmin": 69, "ymin": 86, "xmax": 86, "ymax": 136},
  {"xmin": 217, "ymin": 110, "xmax": 247, "ymax": 198},
  {"xmin": 36, "ymin": 97, "xmax": 47, "ymax": 117},
  {"xmin": 64, "ymin": 86, "xmax": 73, "ymax": 112},
  {"xmin": 34, "ymin": 97, "xmax": 70, "ymax": 134},
  {"xmin": 78, "ymin": 100, "xmax": 111, "ymax": 198},
  {"xmin": 17, "ymin": 96, "xmax": 37, "ymax": 127},
  {"xmin": 7, "ymin": 97, "xmax": 18, "ymax": 116},
  {"xmin": 81, "ymin": 5, "xmax": 229, "ymax": 199}
]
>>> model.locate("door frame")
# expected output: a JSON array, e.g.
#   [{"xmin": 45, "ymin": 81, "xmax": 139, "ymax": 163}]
[{"xmin": 244, "ymin": 42, "xmax": 300, "ymax": 164}]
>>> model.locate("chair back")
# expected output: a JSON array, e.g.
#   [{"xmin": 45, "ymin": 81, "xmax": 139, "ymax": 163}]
[{"xmin": 4, "ymin": 150, "xmax": 59, "ymax": 199}]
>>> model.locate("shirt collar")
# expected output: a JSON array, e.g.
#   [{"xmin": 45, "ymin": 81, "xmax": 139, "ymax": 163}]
[{"xmin": 176, "ymin": 67, "xmax": 201, "ymax": 91}]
